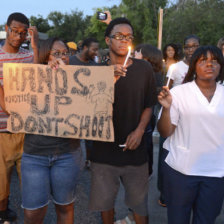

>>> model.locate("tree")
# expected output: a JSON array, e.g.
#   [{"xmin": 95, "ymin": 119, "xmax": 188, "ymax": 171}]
[
  {"xmin": 23, "ymin": 0, "xmax": 224, "ymax": 49},
  {"xmin": 47, "ymin": 10, "xmax": 90, "ymax": 42},
  {"xmin": 84, "ymin": 5, "xmax": 122, "ymax": 48},
  {"xmin": 163, "ymin": 0, "xmax": 224, "ymax": 46},
  {"xmin": 0, "ymin": 25, "xmax": 4, "ymax": 31},
  {"xmin": 30, "ymin": 15, "xmax": 50, "ymax": 33},
  {"xmin": 84, "ymin": 0, "xmax": 168, "ymax": 48},
  {"xmin": 120, "ymin": 0, "xmax": 168, "ymax": 46}
]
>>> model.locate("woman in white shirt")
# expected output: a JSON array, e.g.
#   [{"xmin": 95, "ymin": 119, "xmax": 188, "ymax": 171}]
[
  {"xmin": 158, "ymin": 45, "xmax": 224, "ymax": 224},
  {"xmin": 166, "ymin": 35, "xmax": 200, "ymax": 89}
]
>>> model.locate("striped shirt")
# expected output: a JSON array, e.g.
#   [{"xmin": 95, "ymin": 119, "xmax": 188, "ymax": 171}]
[{"xmin": 0, "ymin": 46, "xmax": 33, "ymax": 132}]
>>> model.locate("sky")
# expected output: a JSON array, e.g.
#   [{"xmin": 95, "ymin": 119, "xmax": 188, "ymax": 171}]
[{"xmin": 0, "ymin": 0, "xmax": 121, "ymax": 25}]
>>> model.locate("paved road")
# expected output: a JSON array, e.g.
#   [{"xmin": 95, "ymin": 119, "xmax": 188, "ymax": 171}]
[{"xmin": 7, "ymin": 136, "xmax": 224, "ymax": 224}]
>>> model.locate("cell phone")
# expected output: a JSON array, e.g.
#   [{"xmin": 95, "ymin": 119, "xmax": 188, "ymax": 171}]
[{"xmin": 97, "ymin": 12, "xmax": 107, "ymax": 20}]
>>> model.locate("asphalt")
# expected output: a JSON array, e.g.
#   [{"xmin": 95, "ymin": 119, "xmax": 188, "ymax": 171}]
[{"xmin": 6, "ymin": 135, "xmax": 224, "ymax": 224}]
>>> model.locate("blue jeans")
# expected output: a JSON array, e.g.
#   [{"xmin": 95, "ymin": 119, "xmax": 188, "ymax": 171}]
[
  {"xmin": 21, "ymin": 150, "xmax": 83, "ymax": 210},
  {"xmin": 163, "ymin": 163, "xmax": 224, "ymax": 224}
]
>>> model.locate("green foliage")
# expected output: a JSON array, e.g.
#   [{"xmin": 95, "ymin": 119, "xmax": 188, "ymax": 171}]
[
  {"xmin": 84, "ymin": 8, "xmax": 108, "ymax": 48},
  {"xmin": 30, "ymin": 15, "xmax": 50, "ymax": 33},
  {"xmin": 0, "ymin": 25, "xmax": 4, "ymax": 31},
  {"xmin": 163, "ymin": 0, "xmax": 224, "ymax": 46},
  {"xmin": 84, "ymin": 5, "xmax": 123, "ymax": 48},
  {"xmin": 47, "ymin": 11, "xmax": 90, "ymax": 42},
  {"xmin": 120, "ymin": 0, "xmax": 167, "ymax": 46},
  {"xmin": 29, "ymin": 10, "xmax": 90, "ymax": 43},
  {"xmin": 0, "ymin": 0, "xmax": 221, "ymax": 48},
  {"xmin": 84, "ymin": 0, "xmax": 167, "ymax": 47}
]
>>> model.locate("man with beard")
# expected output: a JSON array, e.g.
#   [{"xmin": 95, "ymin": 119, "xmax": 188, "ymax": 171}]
[
  {"xmin": 69, "ymin": 37, "xmax": 99, "ymax": 65},
  {"xmin": 69, "ymin": 37, "xmax": 99, "ymax": 168}
]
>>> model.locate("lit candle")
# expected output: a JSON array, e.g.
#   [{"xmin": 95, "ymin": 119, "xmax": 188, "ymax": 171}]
[
  {"xmin": 166, "ymin": 64, "xmax": 174, "ymax": 87},
  {"xmin": 123, "ymin": 46, "xmax": 132, "ymax": 67}
]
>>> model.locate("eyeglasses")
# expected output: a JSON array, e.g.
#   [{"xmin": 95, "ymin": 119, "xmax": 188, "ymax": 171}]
[
  {"xmin": 198, "ymin": 58, "xmax": 219, "ymax": 66},
  {"xmin": 8, "ymin": 27, "xmax": 28, "ymax": 38},
  {"xmin": 184, "ymin": 45, "xmax": 199, "ymax": 50},
  {"xmin": 109, "ymin": 33, "xmax": 134, "ymax": 42},
  {"xmin": 50, "ymin": 51, "xmax": 71, "ymax": 58}
]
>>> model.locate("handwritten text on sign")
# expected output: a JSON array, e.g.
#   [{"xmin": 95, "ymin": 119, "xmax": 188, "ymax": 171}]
[{"xmin": 3, "ymin": 63, "xmax": 114, "ymax": 142}]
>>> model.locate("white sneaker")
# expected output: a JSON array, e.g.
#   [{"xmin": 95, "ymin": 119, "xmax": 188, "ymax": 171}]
[{"xmin": 114, "ymin": 215, "xmax": 136, "ymax": 224}]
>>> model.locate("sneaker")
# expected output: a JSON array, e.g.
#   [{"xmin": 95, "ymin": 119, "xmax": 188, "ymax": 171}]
[
  {"xmin": 114, "ymin": 214, "xmax": 136, "ymax": 224},
  {"xmin": 0, "ymin": 208, "xmax": 17, "ymax": 222}
]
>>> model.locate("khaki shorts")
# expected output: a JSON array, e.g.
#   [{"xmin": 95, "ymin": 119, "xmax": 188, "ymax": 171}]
[
  {"xmin": 0, "ymin": 133, "xmax": 24, "ymax": 200},
  {"xmin": 89, "ymin": 162, "xmax": 149, "ymax": 216}
]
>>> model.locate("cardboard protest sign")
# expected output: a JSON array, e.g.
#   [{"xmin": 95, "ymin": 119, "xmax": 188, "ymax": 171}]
[{"xmin": 3, "ymin": 63, "xmax": 114, "ymax": 142}]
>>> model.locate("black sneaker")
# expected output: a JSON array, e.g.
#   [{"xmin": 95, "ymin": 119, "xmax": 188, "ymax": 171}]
[{"xmin": 0, "ymin": 208, "xmax": 17, "ymax": 222}]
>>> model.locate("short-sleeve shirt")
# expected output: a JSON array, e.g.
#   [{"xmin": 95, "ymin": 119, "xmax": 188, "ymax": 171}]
[
  {"xmin": 69, "ymin": 55, "xmax": 97, "ymax": 66},
  {"xmin": 90, "ymin": 58, "xmax": 157, "ymax": 166},
  {"xmin": 0, "ymin": 46, "xmax": 33, "ymax": 132},
  {"xmin": 166, "ymin": 61, "xmax": 189, "ymax": 87},
  {"xmin": 163, "ymin": 81, "xmax": 224, "ymax": 177}
]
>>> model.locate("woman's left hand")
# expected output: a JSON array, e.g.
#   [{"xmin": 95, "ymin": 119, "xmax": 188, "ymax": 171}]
[{"xmin": 48, "ymin": 58, "xmax": 65, "ymax": 69}]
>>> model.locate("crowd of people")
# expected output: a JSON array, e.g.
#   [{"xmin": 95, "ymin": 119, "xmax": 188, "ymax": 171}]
[{"xmin": 0, "ymin": 11, "xmax": 224, "ymax": 224}]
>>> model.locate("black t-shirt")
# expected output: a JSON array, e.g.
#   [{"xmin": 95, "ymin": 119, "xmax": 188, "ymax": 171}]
[
  {"xmin": 69, "ymin": 55, "xmax": 97, "ymax": 66},
  {"xmin": 90, "ymin": 58, "xmax": 157, "ymax": 166}
]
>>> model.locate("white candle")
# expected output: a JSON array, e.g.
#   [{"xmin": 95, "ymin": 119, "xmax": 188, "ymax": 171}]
[
  {"xmin": 166, "ymin": 76, "xmax": 171, "ymax": 87},
  {"xmin": 166, "ymin": 64, "xmax": 174, "ymax": 87},
  {"xmin": 119, "ymin": 144, "xmax": 126, "ymax": 148},
  {"xmin": 123, "ymin": 46, "xmax": 132, "ymax": 67}
]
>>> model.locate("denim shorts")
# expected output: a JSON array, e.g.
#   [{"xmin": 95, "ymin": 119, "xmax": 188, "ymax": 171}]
[{"xmin": 21, "ymin": 149, "xmax": 84, "ymax": 210}]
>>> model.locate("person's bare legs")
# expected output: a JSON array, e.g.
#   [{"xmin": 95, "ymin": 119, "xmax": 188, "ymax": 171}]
[
  {"xmin": 133, "ymin": 212, "xmax": 148, "ymax": 224},
  {"xmin": 55, "ymin": 202, "xmax": 74, "ymax": 224},
  {"xmin": 0, "ymin": 197, "xmax": 17, "ymax": 221},
  {"xmin": 0, "ymin": 198, "xmax": 8, "ymax": 211},
  {"xmin": 101, "ymin": 208, "xmax": 115, "ymax": 224},
  {"xmin": 24, "ymin": 206, "xmax": 48, "ymax": 224}
]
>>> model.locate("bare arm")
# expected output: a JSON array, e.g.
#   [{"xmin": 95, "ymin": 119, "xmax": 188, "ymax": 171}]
[
  {"xmin": 0, "ymin": 84, "xmax": 8, "ymax": 114},
  {"xmin": 124, "ymin": 107, "xmax": 152, "ymax": 151},
  {"xmin": 28, "ymin": 26, "xmax": 39, "ymax": 64},
  {"xmin": 157, "ymin": 86, "xmax": 176, "ymax": 137}
]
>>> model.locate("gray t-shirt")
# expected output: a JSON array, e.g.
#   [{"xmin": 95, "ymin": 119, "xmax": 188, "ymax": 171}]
[{"xmin": 69, "ymin": 55, "xmax": 97, "ymax": 66}]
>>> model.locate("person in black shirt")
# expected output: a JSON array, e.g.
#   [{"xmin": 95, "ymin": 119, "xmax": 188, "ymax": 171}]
[
  {"xmin": 69, "ymin": 37, "xmax": 99, "ymax": 65},
  {"xmin": 69, "ymin": 37, "xmax": 100, "ymax": 168},
  {"xmin": 89, "ymin": 18, "xmax": 157, "ymax": 224}
]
